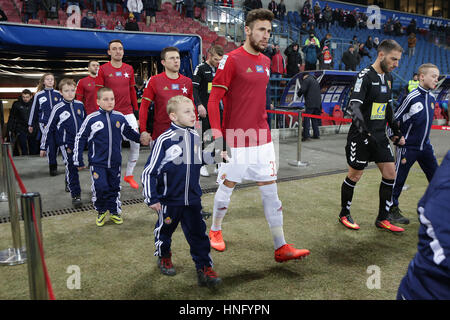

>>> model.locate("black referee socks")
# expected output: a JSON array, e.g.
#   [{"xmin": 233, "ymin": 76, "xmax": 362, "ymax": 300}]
[
  {"xmin": 340, "ymin": 177, "xmax": 357, "ymax": 217},
  {"xmin": 378, "ymin": 177, "xmax": 395, "ymax": 221}
]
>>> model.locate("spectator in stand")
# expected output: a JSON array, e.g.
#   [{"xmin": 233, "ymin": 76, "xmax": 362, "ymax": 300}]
[
  {"xmin": 365, "ymin": 35, "xmax": 375, "ymax": 51},
  {"xmin": 346, "ymin": 10, "xmax": 356, "ymax": 29},
  {"xmin": 277, "ymin": 0, "xmax": 285, "ymax": 20},
  {"xmin": 320, "ymin": 32, "xmax": 331, "ymax": 49},
  {"xmin": 408, "ymin": 33, "xmax": 416, "ymax": 57},
  {"xmin": 302, "ymin": 37, "xmax": 320, "ymax": 71},
  {"xmin": 184, "ymin": 0, "xmax": 194, "ymax": 18},
  {"xmin": 175, "ymin": 0, "xmax": 183, "ymax": 14},
  {"xmin": 284, "ymin": 42, "xmax": 302, "ymax": 77},
  {"xmin": 98, "ymin": 18, "xmax": 108, "ymax": 29},
  {"xmin": 106, "ymin": 0, "xmax": 117, "ymax": 14},
  {"xmin": 406, "ymin": 19, "xmax": 417, "ymax": 36},
  {"xmin": 301, "ymin": 0, "xmax": 311, "ymax": 22},
  {"xmin": 81, "ymin": 10, "xmax": 97, "ymax": 28},
  {"xmin": 384, "ymin": 18, "xmax": 393, "ymax": 35},
  {"xmin": 42, "ymin": 0, "xmax": 60, "ymax": 21},
  {"xmin": 194, "ymin": 0, "xmax": 206, "ymax": 20},
  {"xmin": 313, "ymin": 1, "xmax": 320, "ymax": 26},
  {"xmin": 358, "ymin": 43, "xmax": 371, "ymax": 60},
  {"xmin": 323, "ymin": 3, "xmax": 332, "ymax": 31},
  {"xmin": 0, "ymin": 7, "xmax": 7, "ymax": 21},
  {"xmin": 373, "ymin": 37, "xmax": 379, "ymax": 49},
  {"xmin": 342, "ymin": 45, "xmax": 358, "ymax": 71},
  {"xmin": 6, "ymin": 90, "xmax": 40, "ymax": 156},
  {"xmin": 271, "ymin": 44, "xmax": 286, "ymax": 77},
  {"xmin": 127, "ymin": 0, "xmax": 143, "ymax": 22},
  {"xmin": 143, "ymin": 0, "xmax": 157, "ymax": 25},
  {"xmin": 252, "ymin": 0, "xmax": 262, "ymax": 9},
  {"xmin": 268, "ymin": 0, "xmax": 277, "ymax": 19},
  {"xmin": 88, "ymin": 0, "xmax": 104, "ymax": 13},
  {"xmin": 319, "ymin": 45, "xmax": 333, "ymax": 70},
  {"xmin": 300, "ymin": 22, "xmax": 308, "ymax": 35},
  {"xmin": 125, "ymin": 12, "xmax": 139, "ymax": 31},
  {"xmin": 114, "ymin": 19, "xmax": 125, "ymax": 30},
  {"xmin": 305, "ymin": 32, "xmax": 320, "ymax": 48},
  {"xmin": 393, "ymin": 19, "xmax": 402, "ymax": 36},
  {"xmin": 22, "ymin": 0, "xmax": 38, "ymax": 23}
]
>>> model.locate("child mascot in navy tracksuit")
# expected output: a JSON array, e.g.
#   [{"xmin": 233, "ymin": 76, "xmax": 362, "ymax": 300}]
[
  {"xmin": 389, "ymin": 63, "xmax": 441, "ymax": 224},
  {"xmin": 40, "ymin": 78, "xmax": 85, "ymax": 208},
  {"xmin": 141, "ymin": 95, "xmax": 221, "ymax": 289},
  {"xmin": 28, "ymin": 73, "xmax": 62, "ymax": 176},
  {"xmin": 73, "ymin": 87, "xmax": 146, "ymax": 226}
]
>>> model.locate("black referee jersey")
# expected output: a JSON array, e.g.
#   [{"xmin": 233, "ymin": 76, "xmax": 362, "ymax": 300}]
[
  {"xmin": 192, "ymin": 62, "xmax": 216, "ymax": 108},
  {"xmin": 348, "ymin": 66, "xmax": 396, "ymax": 141}
]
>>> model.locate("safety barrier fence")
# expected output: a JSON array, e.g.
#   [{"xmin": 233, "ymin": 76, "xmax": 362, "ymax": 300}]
[
  {"xmin": 266, "ymin": 109, "xmax": 450, "ymax": 166},
  {"xmin": 0, "ymin": 121, "xmax": 55, "ymax": 300}
]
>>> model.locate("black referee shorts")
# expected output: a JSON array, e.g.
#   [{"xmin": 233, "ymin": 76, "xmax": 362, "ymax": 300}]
[{"xmin": 345, "ymin": 134, "xmax": 394, "ymax": 170}]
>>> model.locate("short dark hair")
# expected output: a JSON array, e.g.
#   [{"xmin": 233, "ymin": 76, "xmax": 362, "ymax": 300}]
[
  {"xmin": 97, "ymin": 87, "xmax": 114, "ymax": 99},
  {"xmin": 88, "ymin": 60, "xmax": 99, "ymax": 67},
  {"xmin": 161, "ymin": 46, "xmax": 180, "ymax": 60},
  {"xmin": 377, "ymin": 39, "xmax": 403, "ymax": 54},
  {"xmin": 22, "ymin": 89, "xmax": 32, "ymax": 96},
  {"xmin": 208, "ymin": 45, "xmax": 224, "ymax": 57},
  {"xmin": 245, "ymin": 8, "xmax": 274, "ymax": 28},
  {"xmin": 108, "ymin": 39, "xmax": 123, "ymax": 50}
]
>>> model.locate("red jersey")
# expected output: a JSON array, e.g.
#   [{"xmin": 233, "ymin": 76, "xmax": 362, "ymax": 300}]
[
  {"xmin": 211, "ymin": 46, "xmax": 272, "ymax": 147},
  {"xmin": 139, "ymin": 72, "xmax": 194, "ymax": 139},
  {"xmin": 76, "ymin": 75, "xmax": 98, "ymax": 114},
  {"xmin": 95, "ymin": 62, "xmax": 137, "ymax": 115}
]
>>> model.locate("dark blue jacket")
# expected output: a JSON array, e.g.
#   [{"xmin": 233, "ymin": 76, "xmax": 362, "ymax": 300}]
[
  {"xmin": 40, "ymin": 99, "xmax": 85, "ymax": 150},
  {"xmin": 142, "ymin": 123, "xmax": 208, "ymax": 207},
  {"xmin": 28, "ymin": 88, "xmax": 62, "ymax": 126},
  {"xmin": 394, "ymin": 85, "xmax": 436, "ymax": 150},
  {"xmin": 399, "ymin": 150, "xmax": 450, "ymax": 299},
  {"xmin": 73, "ymin": 108, "xmax": 140, "ymax": 168}
]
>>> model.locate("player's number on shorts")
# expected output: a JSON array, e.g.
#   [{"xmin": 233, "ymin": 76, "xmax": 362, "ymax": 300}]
[{"xmin": 270, "ymin": 161, "xmax": 276, "ymax": 177}]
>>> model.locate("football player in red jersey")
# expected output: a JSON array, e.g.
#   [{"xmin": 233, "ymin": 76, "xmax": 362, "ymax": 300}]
[
  {"xmin": 95, "ymin": 40, "xmax": 141, "ymax": 189},
  {"xmin": 76, "ymin": 60, "xmax": 99, "ymax": 115},
  {"xmin": 139, "ymin": 47, "xmax": 194, "ymax": 143},
  {"xmin": 207, "ymin": 9, "xmax": 310, "ymax": 262}
]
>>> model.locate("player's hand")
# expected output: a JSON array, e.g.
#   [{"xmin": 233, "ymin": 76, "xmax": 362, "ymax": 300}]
[
  {"xmin": 28, "ymin": 126, "xmax": 33, "ymax": 134},
  {"xmin": 214, "ymin": 136, "xmax": 231, "ymax": 163},
  {"xmin": 149, "ymin": 202, "xmax": 161, "ymax": 213},
  {"xmin": 40, "ymin": 150, "xmax": 46, "ymax": 157},
  {"xmin": 198, "ymin": 105, "xmax": 207, "ymax": 118},
  {"xmin": 140, "ymin": 131, "xmax": 152, "ymax": 146},
  {"xmin": 391, "ymin": 135, "xmax": 405, "ymax": 146}
]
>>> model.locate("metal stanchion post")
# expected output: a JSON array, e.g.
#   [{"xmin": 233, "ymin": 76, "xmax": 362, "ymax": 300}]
[
  {"xmin": 288, "ymin": 110, "xmax": 309, "ymax": 167},
  {"xmin": 21, "ymin": 192, "xmax": 48, "ymax": 300},
  {"xmin": 0, "ymin": 143, "xmax": 27, "ymax": 265},
  {"xmin": 0, "ymin": 124, "xmax": 8, "ymax": 202}
]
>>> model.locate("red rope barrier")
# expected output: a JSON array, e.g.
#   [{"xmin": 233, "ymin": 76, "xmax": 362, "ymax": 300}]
[
  {"xmin": 268, "ymin": 110, "xmax": 449, "ymax": 130},
  {"xmin": 6, "ymin": 148, "xmax": 55, "ymax": 300}
]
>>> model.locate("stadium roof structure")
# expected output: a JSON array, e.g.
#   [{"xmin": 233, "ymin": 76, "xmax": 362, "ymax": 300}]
[{"xmin": 0, "ymin": 22, "xmax": 202, "ymax": 95}]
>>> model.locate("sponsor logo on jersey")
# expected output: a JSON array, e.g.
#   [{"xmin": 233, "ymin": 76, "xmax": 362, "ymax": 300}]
[
  {"xmin": 172, "ymin": 84, "xmax": 179, "ymax": 90},
  {"xmin": 370, "ymin": 102, "xmax": 386, "ymax": 120},
  {"xmin": 115, "ymin": 72, "xmax": 122, "ymax": 77},
  {"xmin": 354, "ymin": 78, "xmax": 363, "ymax": 92},
  {"xmin": 256, "ymin": 65, "xmax": 264, "ymax": 73},
  {"xmin": 218, "ymin": 55, "xmax": 228, "ymax": 70}
]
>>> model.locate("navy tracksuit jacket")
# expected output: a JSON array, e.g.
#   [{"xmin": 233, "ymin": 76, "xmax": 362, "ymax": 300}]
[
  {"xmin": 28, "ymin": 88, "xmax": 62, "ymax": 165},
  {"xmin": 392, "ymin": 86, "xmax": 439, "ymax": 207},
  {"xmin": 397, "ymin": 150, "xmax": 450, "ymax": 299},
  {"xmin": 73, "ymin": 108, "xmax": 140, "ymax": 214},
  {"xmin": 141, "ymin": 123, "xmax": 213, "ymax": 270},
  {"xmin": 41, "ymin": 99, "xmax": 86, "ymax": 197}
]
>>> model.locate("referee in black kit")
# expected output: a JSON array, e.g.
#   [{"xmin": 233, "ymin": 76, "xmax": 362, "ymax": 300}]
[
  {"xmin": 192, "ymin": 44, "xmax": 224, "ymax": 177},
  {"xmin": 338, "ymin": 39, "xmax": 406, "ymax": 233}
]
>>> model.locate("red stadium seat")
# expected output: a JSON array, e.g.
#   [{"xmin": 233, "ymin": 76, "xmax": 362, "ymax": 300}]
[
  {"xmin": 320, "ymin": 111, "xmax": 334, "ymax": 126},
  {"xmin": 434, "ymin": 105, "xmax": 443, "ymax": 119},
  {"xmin": 28, "ymin": 19, "xmax": 41, "ymax": 25}
]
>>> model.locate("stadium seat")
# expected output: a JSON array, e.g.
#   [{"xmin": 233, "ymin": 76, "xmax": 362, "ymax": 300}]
[
  {"xmin": 28, "ymin": 19, "xmax": 41, "ymax": 25},
  {"xmin": 332, "ymin": 105, "xmax": 345, "ymax": 125},
  {"xmin": 321, "ymin": 111, "xmax": 334, "ymax": 126}
]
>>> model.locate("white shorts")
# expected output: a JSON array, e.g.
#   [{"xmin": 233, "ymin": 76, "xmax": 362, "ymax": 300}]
[
  {"xmin": 216, "ymin": 142, "xmax": 278, "ymax": 184},
  {"xmin": 124, "ymin": 113, "xmax": 139, "ymax": 132}
]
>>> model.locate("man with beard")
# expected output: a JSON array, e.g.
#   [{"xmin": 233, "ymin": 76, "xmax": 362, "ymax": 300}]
[
  {"xmin": 76, "ymin": 60, "xmax": 100, "ymax": 115},
  {"xmin": 206, "ymin": 8, "xmax": 310, "ymax": 262},
  {"xmin": 338, "ymin": 39, "xmax": 406, "ymax": 233}
]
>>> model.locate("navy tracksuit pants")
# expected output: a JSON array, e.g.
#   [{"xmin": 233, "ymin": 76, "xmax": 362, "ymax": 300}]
[
  {"xmin": 60, "ymin": 146, "xmax": 80, "ymax": 198},
  {"xmin": 89, "ymin": 165, "xmax": 122, "ymax": 214},
  {"xmin": 393, "ymin": 144, "xmax": 438, "ymax": 207},
  {"xmin": 40, "ymin": 123, "xmax": 58, "ymax": 165},
  {"xmin": 154, "ymin": 203, "xmax": 212, "ymax": 270}
]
